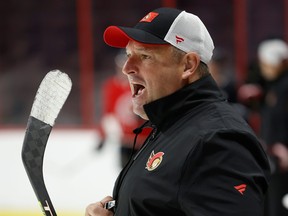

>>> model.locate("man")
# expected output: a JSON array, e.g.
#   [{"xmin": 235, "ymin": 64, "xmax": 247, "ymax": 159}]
[{"xmin": 86, "ymin": 7, "xmax": 270, "ymax": 216}]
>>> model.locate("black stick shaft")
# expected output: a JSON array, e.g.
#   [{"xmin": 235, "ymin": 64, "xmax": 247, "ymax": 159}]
[{"xmin": 22, "ymin": 116, "xmax": 57, "ymax": 216}]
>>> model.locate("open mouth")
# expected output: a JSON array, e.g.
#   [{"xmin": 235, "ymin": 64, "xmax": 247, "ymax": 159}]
[{"xmin": 132, "ymin": 84, "xmax": 145, "ymax": 97}]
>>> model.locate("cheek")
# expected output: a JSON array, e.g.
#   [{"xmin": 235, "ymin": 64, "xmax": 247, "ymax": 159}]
[
  {"xmin": 149, "ymin": 70, "xmax": 182, "ymax": 98},
  {"xmin": 144, "ymin": 57, "xmax": 183, "ymax": 99}
]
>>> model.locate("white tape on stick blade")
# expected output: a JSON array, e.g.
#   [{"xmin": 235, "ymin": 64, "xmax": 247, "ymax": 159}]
[{"xmin": 30, "ymin": 70, "xmax": 72, "ymax": 126}]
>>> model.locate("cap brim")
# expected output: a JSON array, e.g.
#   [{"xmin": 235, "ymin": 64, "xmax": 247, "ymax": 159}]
[{"xmin": 103, "ymin": 26, "xmax": 168, "ymax": 48}]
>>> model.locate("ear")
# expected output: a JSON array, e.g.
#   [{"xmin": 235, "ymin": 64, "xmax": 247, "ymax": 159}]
[{"xmin": 182, "ymin": 52, "xmax": 200, "ymax": 80}]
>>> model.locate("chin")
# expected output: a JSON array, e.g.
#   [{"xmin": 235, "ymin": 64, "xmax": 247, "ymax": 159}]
[
  {"xmin": 133, "ymin": 107, "xmax": 148, "ymax": 120},
  {"xmin": 140, "ymin": 114, "xmax": 149, "ymax": 120}
]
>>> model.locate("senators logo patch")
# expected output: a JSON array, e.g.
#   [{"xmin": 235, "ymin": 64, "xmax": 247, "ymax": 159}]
[{"xmin": 145, "ymin": 150, "xmax": 164, "ymax": 171}]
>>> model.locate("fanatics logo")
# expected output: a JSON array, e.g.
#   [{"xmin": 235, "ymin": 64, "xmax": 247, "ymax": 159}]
[
  {"xmin": 140, "ymin": 12, "xmax": 159, "ymax": 23},
  {"xmin": 145, "ymin": 150, "xmax": 164, "ymax": 171},
  {"xmin": 176, "ymin": 35, "xmax": 184, "ymax": 44},
  {"xmin": 234, "ymin": 184, "xmax": 247, "ymax": 195}
]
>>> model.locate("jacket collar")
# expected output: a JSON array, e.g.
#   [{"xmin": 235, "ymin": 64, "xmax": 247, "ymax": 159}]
[{"xmin": 143, "ymin": 74, "xmax": 226, "ymax": 131}]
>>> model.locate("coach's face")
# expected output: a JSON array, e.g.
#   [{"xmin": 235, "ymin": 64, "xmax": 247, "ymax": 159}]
[{"xmin": 123, "ymin": 41, "xmax": 198, "ymax": 120}]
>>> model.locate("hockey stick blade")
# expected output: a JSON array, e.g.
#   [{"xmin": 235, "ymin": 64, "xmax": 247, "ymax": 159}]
[{"xmin": 22, "ymin": 70, "xmax": 72, "ymax": 216}]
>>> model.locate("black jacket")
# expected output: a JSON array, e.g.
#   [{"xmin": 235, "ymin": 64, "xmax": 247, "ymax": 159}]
[
  {"xmin": 113, "ymin": 75, "xmax": 270, "ymax": 216},
  {"xmin": 260, "ymin": 71, "xmax": 288, "ymax": 147}
]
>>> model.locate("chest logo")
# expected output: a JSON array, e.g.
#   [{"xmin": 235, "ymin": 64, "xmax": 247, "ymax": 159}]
[{"xmin": 145, "ymin": 150, "xmax": 164, "ymax": 171}]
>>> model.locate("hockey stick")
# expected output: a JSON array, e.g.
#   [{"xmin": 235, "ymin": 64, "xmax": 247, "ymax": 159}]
[{"xmin": 21, "ymin": 70, "xmax": 72, "ymax": 216}]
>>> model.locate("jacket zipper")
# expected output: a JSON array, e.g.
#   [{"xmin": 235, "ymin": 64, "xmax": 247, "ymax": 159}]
[{"xmin": 133, "ymin": 127, "xmax": 157, "ymax": 161}]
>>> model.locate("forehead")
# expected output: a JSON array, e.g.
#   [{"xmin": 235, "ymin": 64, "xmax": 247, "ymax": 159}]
[{"xmin": 126, "ymin": 41, "xmax": 172, "ymax": 53}]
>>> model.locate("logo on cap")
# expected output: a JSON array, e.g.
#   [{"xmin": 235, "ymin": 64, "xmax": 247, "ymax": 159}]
[
  {"xmin": 145, "ymin": 150, "xmax": 164, "ymax": 171},
  {"xmin": 176, "ymin": 35, "xmax": 184, "ymax": 44},
  {"xmin": 140, "ymin": 12, "xmax": 159, "ymax": 23}
]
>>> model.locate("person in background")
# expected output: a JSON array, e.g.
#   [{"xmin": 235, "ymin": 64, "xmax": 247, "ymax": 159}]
[
  {"xmin": 238, "ymin": 38, "xmax": 288, "ymax": 216},
  {"xmin": 99, "ymin": 51, "xmax": 151, "ymax": 168},
  {"xmin": 209, "ymin": 48, "xmax": 248, "ymax": 121},
  {"xmin": 257, "ymin": 39, "xmax": 288, "ymax": 216},
  {"xmin": 86, "ymin": 7, "xmax": 270, "ymax": 216},
  {"xmin": 209, "ymin": 48, "xmax": 237, "ymax": 102}
]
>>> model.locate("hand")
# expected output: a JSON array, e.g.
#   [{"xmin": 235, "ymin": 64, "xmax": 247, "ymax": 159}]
[
  {"xmin": 271, "ymin": 143, "xmax": 288, "ymax": 172},
  {"xmin": 237, "ymin": 84, "xmax": 263, "ymax": 104},
  {"xmin": 85, "ymin": 196, "xmax": 114, "ymax": 216}
]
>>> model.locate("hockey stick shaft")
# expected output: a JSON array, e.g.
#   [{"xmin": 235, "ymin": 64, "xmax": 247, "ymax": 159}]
[{"xmin": 22, "ymin": 116, "xmax": 56, "ymax": 216}]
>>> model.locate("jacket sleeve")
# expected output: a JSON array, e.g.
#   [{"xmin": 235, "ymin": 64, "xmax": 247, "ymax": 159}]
[{"xmin": 178, "ymin": 131, "xmax": 270, "ymax": 216}]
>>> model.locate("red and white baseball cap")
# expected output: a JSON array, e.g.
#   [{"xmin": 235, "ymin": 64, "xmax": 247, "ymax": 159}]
[{"xmin": 103, "ymin": 7, "xmax": 214, "ymax": 64}]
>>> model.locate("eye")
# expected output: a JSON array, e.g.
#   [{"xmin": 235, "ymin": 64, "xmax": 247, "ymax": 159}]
[{"xmin": 140, "ymin": 54, "xmax": 151, "ymax": 60}]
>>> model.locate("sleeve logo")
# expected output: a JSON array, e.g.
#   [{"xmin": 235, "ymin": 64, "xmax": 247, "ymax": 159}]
[
  {"xmin": 145, "ymin": 150, "xmax": 164, "ymax": 171},
  {"xmin": 234, "ymin": 184, "xmax": 247, "ymax": 195}
]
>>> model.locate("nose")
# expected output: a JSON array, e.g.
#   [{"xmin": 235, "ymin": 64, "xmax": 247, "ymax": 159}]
[{"xmin": 122, "ymin": 57, "xmax": 137, "ymax": 75}]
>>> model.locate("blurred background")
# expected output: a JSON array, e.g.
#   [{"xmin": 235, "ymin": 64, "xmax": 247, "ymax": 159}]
[{"xmin": 0, "ymin": 0, "xmax": 288, "ymax": 215}]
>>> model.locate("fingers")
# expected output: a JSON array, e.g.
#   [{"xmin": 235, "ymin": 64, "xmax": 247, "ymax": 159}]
[
  {"xmin": 85, "ymin": 196, "xmax": 114, "ymax": 216},
  {"xmin": 271, "ymin": 143, "xmax": 288, "ymax": 171},
  {"xmin": 85, "ymin": 202, "xmax": 102, "ymax": 216},
  {"xmin": 101, "ymin": 196, "xmax": 114, "ymax": 205}
]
